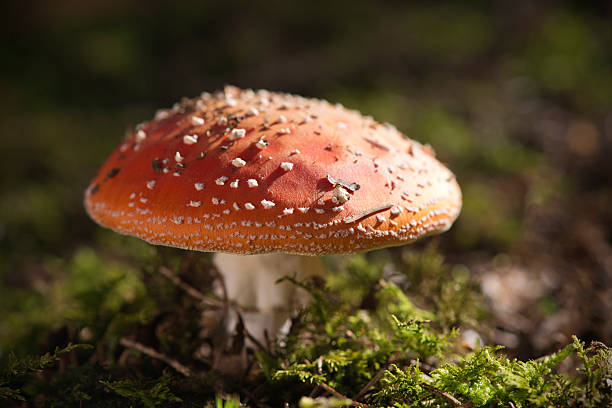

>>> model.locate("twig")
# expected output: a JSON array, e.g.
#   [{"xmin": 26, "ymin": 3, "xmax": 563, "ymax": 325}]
[
  {"xmin": 158, "ymin": 266, "xmax": 224, "ymax": 308},
  {"xmin": 120, "ymin": 337, "xmax": 192, "ymax": 377},
  {"xmin": 237, "ymin": 313, "xmax": 269, "ymax": 354},
  {"xmin": 353, "ymin": 366, "xmax": 387, "ymax": 401},
  {"xmin": 354, "ymin": 351, "xmax": 401, "ymax": 401},
  {"xmin": 421, "ymin": 383, "xmax": 469, "ymax": 407},
  {"xmin": 343, "ymin": 203, "xmax": 393, "ymax": 224},
  {"xmin": 319, "ymin": 383, "xmax": 371, "ymax": 407},
  {"xmin": 308, "ymin": 384, "xmax": 322, "ymax": 398}
]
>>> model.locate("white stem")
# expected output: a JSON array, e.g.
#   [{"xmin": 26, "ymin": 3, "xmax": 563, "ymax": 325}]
[{"xmin": 212, "ymin": 253, "xmax": 324, "ymax": 342}]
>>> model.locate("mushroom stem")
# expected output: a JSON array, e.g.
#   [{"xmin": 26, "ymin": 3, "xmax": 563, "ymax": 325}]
[{"xmin": 212, "ymin": 253, "xmax": 325, "ymax": 343}]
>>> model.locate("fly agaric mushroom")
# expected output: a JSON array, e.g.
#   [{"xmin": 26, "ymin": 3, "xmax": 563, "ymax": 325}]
[{"xmin": 84, "ymin": 86, "xmax": 462, "ymax": 340}]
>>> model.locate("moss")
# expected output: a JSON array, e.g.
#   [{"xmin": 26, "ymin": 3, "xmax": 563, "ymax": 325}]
[{"xmin": 1, "ymin": 247, "xmax": 610, "ymax": 407}]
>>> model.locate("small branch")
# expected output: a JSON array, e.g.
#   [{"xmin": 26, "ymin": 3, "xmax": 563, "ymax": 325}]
[
  {"xmin": 158, "ymin": 266, "xmax": 224, "ymax": 308},
  {"xmin": 120, "ymin": 337, "xmax": 192, "ymax": 377},
  {"xmin": 343, "ymin": 204, "xmax": 393, "ymax": 224},
  {"xmin": 319, "ymin": 383, "xmax": 371, "ymax": 407},
  {"xmin": 353, "ymin": 366, "xmax": 387, "ymax": 401},
  {"xmin": 421, "ymin": 383, "xmax": 470, "ymax": 407},
  {"xmin": 237, "ymin": 313, "xmax": 270, "ymax": 354},
  {"xmin": 354, "ymin": 351, "xmax": 401, "ymax": 401},
  {"xmin": 308, "ymin": 384, "xmax": 322, "ymax": 398}
]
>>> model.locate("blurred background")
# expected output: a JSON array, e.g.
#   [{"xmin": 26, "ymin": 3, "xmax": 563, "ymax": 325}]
[{"xmin": 1, "ymin": 0, "xmax": 611, "ymax": 363}]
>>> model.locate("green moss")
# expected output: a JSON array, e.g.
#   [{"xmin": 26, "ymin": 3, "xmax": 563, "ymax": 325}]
[
  {"xmin": 100, "ymin": 375, "xmax": 182, "ymax": 408},
  {"xmin": 0, "ymin": 343, "xmax": 92, "ymax": 403},
  {"xmin": 1, "ymin": 248, "xmax": 610, "ymax": 407},
  {"xmin": 0, "ymin": 247, "xmax": 155, "ymax": 356}
]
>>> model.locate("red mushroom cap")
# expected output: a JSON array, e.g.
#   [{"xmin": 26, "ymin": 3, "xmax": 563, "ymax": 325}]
[{"xmin": 84, "ymin": 86, "xmax": 461, "ymax": 255}]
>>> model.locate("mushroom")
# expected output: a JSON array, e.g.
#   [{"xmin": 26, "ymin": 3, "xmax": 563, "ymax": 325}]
[{"xmin": 84, "ymin": 86, "xmax": 462, "ymax": 340}]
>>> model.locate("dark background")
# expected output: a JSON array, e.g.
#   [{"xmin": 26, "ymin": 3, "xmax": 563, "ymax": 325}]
[{"xmin": 1, "ymin": 0, "xmax": 611, "ymax": 362}]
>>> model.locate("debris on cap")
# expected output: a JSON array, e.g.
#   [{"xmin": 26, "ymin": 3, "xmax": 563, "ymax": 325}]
[{"xmin": 84, "ymin": 86, "xmax": 462, "ymax": 255}]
